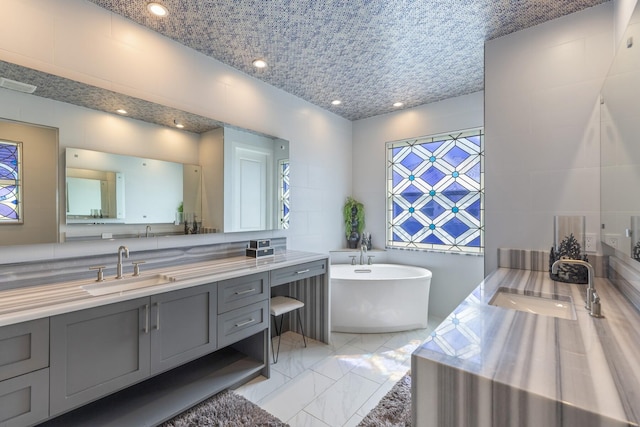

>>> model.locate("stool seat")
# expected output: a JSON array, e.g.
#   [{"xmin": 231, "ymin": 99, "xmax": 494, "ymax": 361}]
[{"xmin": 270, "ymin": 296, "xmax": 304, "ymax": 316}]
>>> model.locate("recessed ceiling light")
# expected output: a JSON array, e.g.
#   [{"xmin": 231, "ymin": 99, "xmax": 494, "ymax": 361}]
[
  {"xmin": 393, "ymin": 102, "xmax": 404, "ymax": 107},
  {"xmin": 331, "ymin": 100, "xmax": 342, "ymax": 106},
  {"xmin": 147, "ymin": 2, "xmax": 168, "ymax": 17},
  {"xmin": 252, "ymin": 59, "xmax": 267, "ymax": 68},
  {"xmin": 174, "ymin": 120, "xmax": 184, "ymax": 129},
  {"xmin": 116, "ymin": 109, "xmax": 128, "ymax": 115}
]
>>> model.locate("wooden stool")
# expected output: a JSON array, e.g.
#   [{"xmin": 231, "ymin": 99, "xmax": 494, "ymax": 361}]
[{"xmin": 270, "ymin": 296, "xmax": 307, "ymax": 363}]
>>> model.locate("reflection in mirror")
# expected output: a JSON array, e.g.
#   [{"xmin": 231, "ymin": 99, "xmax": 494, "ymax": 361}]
[
  {"xmin": 222, "ymin": 127, "xmax": 290, "ymax": 232},
  {"xmin": 66, "ymin": 168, "xmax": 123, "ymax": 220},
  {"xmin": 600, "ymin": 2, "xmax": 640, "ymax": 261},
  {"xmin": 65, "ymin": 148, "xmax": 201, "ymax": 228},
  {"xmin": 0, "ymin": 60, "xmax": 290, "ymax": 243}
]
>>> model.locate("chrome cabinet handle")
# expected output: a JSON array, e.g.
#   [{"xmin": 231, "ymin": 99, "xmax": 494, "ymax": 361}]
[
  {"xmin": 143, "ymin": 304, "xmax": 149, "ymax": 334},
  {"xmin": 155, "ymin": 302, "xmax": 160, "ymax": 330},
  {"xmin": 235, "ymin": 318, "xmax": 255, "ymax": 328},
  {"xmin": 296, "ymin": 269, "xmax": 310, "ymax": 274},
  {"xmin": 235, "ymin": 288, "xmax": 256, "ymax": 295}
]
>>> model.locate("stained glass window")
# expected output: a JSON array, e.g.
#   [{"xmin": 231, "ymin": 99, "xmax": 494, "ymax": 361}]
[
  {"xmin": 386, "ymin": 129, "xmax": 484, "ymax": 254},
  {"xmin": 0, "ymin": 140, "xmax": 23, "ymax": 224},
  {"xmin": 279, "ymin": 159, "xmax": 290, "ymax": 229}
]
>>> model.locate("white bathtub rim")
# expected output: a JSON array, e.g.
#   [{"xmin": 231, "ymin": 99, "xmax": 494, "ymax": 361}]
[{"xmin": 330, "ymin": 263, "xmax": 432, "ymax": 281}]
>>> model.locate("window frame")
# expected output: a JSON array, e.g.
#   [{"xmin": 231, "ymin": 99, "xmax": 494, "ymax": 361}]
[{"xmin": 385, "ymin": 128, "xmax": 484, "ymax": 254}]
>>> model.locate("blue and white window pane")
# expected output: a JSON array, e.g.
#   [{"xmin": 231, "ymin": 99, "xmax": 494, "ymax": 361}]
[
  {"xmin": 0, "ymin": 140, "xmax": 22, "ymax": 223},
  {"xmin": 386, "ymin": 130, "xmax": 484, "ymax": 254},
  {"xmin": 279, "ymin": 160, "xmax": 290, "ymax": 229}
]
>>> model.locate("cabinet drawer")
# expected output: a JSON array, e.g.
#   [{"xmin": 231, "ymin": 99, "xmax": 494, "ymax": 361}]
[
  {"xmin": 0, "ymin": 318, "xmax": 49, "ymax": 382},
  {"xmin": 218, "ymin": 272, "xmax": 268, "ymax": 314},
  {"xmin": 270, "ymin": 260, "xmax": 327, "ymax": 287},
  {"xmin": 217, "ymin": 300, "xmax": 268, "ymax": 348},
  {"xmin": 0, "ymin": 368, "xmax": 49, "ymax": 427}
]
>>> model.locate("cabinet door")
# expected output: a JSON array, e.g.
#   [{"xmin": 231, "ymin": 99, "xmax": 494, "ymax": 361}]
[
  {"xmin": 0, "ymin": 318, "xmax": 49, "ymax": 382},
  {"xmin": 0, "ymin": 368, "xmax": 49, "ymax": 427},
  {"xmin": 150, "ymin": 283, "xmax": 217, "ymax": 374},
  {"xmin": 50, "ymin": 297, "xmax": 151, "ymax": 416}
]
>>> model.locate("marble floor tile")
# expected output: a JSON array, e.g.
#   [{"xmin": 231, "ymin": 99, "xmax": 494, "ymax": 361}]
[
  {"xmin": 343, "ymin": 413, "xmax": 365, "ymax": 427},
  {"xmin": 303, "ymin": 372, "xmax": 380, "ymax": 426},
  {"xmin": 234, "ymin": 369, "xmax": 290, "ymax": 402},
  {"xmin": 309, "ymin": 344, "xmax": 367, "ymax": 381},
  {"xmin": 257, "ymin": 370, "xmax": 335, "ymax": 422},
  {"xmin": 347, "ymin": 333, "xmax": 395, "ymax": 352},
  {"xmin": 327, "ymin": 332, "xmax": 360, "ymax": 350},
  {"xmin": 288, "ymin": 410, "xmax": 332, "ymax": 426},
  {"xmin": 245, "ymin": 317, "xmax": 440, "ymax": 427},
  {"xmin": 271, "ymin": 338, "xmax": 335, "ymax": 378},
  {"xmin": 350, "ymin": 345, "xmax": 411, "ymax": 384}
]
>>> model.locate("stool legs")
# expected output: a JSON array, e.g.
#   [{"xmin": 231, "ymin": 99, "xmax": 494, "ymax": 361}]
[
  {"xmin": 272, "ymin": 313, "xmax": 285, "ymax": 363},
  {"xmin": 271, "ymin": 310, "xmax": 307, "ymax": 364},
  {"xmin": 297, "ymin": 310, "xmax": 307, "ymax": 348}
]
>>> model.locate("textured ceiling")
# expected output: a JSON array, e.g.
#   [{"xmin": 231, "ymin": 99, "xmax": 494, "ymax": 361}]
[
  {"xmin": 0, "ymin": 61, "xmax": 222, "ymax": 134},
  {"xmin": 88, "ymin": 0, "xmax": 609, "ymax": 121}
]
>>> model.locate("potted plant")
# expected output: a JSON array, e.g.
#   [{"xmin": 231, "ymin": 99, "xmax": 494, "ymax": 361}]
[{"xmin": 343, "ymin": 197, "xmax": 365, "ymax": 249}]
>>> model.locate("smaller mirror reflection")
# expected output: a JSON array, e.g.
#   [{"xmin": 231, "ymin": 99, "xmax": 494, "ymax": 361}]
[{"xmin": 65, "ymin": 148, "xmax": 201, "ymax": 228}]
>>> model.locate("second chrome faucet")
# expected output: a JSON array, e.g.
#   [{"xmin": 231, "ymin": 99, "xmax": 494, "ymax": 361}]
[
  {"xmin": 116, "ymin": 245, "xmax": 129, "ymax": 279},
  {"xmin": 551, "ymin": 259, "xmax": 603, "ymax": 318}
]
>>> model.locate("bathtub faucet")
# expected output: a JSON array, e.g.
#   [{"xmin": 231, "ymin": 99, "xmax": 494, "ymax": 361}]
[{"xmin": 359, "ymin": 243, "xmax": 367, "ymax": 265}]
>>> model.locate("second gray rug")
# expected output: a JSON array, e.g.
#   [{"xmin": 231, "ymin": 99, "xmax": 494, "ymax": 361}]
[{"xmin": 358, "ymin": 373, "xmax": 412, "ymax": 427}]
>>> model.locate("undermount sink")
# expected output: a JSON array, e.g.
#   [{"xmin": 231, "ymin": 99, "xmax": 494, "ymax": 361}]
[
  {"xmin": 489, "ymin": 288, "xmax": 576, "ymax": 320},
  {"xmin": 81, "ymin": 274, "xmax": 176, "ymax": 296}
]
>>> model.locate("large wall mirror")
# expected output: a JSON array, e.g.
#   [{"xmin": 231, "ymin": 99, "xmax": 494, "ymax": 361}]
[
  {"xmin": 600, "ymin": 2, "xmax": 640, "ymax": 262},
  {"xmin": 0, "ymin": 60, "xmax": 290, "ymax": 245}
]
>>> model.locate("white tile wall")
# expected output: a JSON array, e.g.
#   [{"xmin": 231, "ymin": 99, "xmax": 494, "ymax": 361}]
[{"xmin": 485, "ymin": 2, "xmax": 615, "ymax": 273}]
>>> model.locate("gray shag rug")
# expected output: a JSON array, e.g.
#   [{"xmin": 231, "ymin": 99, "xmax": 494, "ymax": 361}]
[
  {"xmin": 161, "ymin": 373, "xmax": 412, "ymax": 427},
  {"xmin": 358, "ymin": 372, "xmax": 412, "ymax": 427},
  {"xmin": 161, "ymin": 390, "xmax": 288, "ymax": 427}
]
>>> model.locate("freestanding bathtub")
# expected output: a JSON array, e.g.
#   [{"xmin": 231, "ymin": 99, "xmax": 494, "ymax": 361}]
[{"xmin": 330, "ymin": 263, "xmax": 432, "ymax": 333}]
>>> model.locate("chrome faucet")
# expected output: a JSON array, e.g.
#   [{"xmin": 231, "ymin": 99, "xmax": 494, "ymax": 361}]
[
  {"xmin": 359, "ymin": 243, "xmax": 367, "ymax": 265},
  {"xmin": 116, "ymin": 245, "xmax": 129, "ymax": 279},
  {"xmin": 145, "ymin": 225, "xmax": 151, "ymax": 237},
  {"xmin": 551, "ymin": 259, "xmax": 602, "ymax": 318}
]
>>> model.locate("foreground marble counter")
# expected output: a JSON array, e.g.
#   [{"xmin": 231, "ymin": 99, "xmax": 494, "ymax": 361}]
[
  {"xmin": 412, "ymin": 268, "xmax": 640, "ymax": 427},
  {"xmin": 0, "ymin": 250, "xmax": 327, "ymax": 327}
]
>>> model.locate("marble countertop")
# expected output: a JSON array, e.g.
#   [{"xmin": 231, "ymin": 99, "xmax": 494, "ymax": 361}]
[
  {"xmin": 413, "ymin": 268, "xmax": 640, "ymax": 426},
  {"xmin": 0, "ymin": 250, "xmax": 327, "ymax": 328}
]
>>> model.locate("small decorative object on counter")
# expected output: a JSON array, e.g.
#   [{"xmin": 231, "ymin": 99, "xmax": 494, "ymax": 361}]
[
  {"xmin": 361, "ymin": 232, "xmax": 372, "ymax": 250},
  {"xmin": 246, "ymin": 239, "xmax": 274, "ymax": 258},
  {"xmin": 549, "ymin": 215, "xmax": 588, "ymax": 284},
  {"xmin": 632, "ymin": 216, "xmax": 640, "ymax": 262}
]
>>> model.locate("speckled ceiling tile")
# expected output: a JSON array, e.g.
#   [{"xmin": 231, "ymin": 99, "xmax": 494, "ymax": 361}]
[{"xmin": 68, "ymin": 1, "xmax": 612, "ymax": 120}]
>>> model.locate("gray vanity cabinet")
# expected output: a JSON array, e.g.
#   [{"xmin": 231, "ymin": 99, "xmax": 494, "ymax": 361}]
[
  {"xmin": 49, "ymin": 284, "xmax": 219, "ymax": 417},
  {"xmin": 149, "ymin": 283, "xmax": 217, "ymax": 374},
  {"xmin": 0, "ymin": 318, "xmax": 50, "ymax": 427},
  {"xmin": 49, "ymin": 297, "xmax": 151, "ymax": 416}
]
